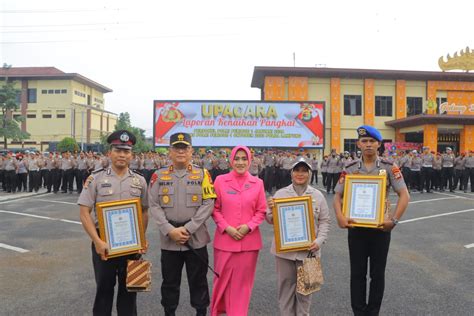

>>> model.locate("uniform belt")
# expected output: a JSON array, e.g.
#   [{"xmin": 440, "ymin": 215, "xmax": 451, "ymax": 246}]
[
  {"xmin": 422, "ymin": 165, "xmax": 432, "ymax": 168},
  {"xmin": 168, "ymin": 219, "xmax": 191, "ymax": 227}
]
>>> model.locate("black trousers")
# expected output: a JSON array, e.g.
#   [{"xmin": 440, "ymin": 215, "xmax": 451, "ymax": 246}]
[
  {"xmin": 433, "ymin": 169, "xmax": 442, "ymax": 189},
  {"xmin": 441, "ymin": 167, "xmax": 454, "ymax": 190},
  {"xmin": 76, "ymin": 169, "xmax": 88, "ymax": 193},
  {"xmin": 463, "ymin": 168, "xmax": 474, "ymax": 192},
  {"xmin": 17, "ymin": 173, "xmax": 27, "ymax": 191},
  {"xmin": 0, "ymin": 170, "xmax": 5, "ymax": 191},
  {"xmin": 91, "ymin": 243, "xmax": 137, "ymax": 316},
  {"xmin": 401, "ymin": 167, "xmax": 410, "ymax": 187},
  {"xmin": 410, "ymin": 170, "xmax": 421, "ymax": 190},
  {"xmin": 5, "ymin": 170, "xmax": 17, "ymax": 192},
  {"xmin": 28, "ymin": 170, "xmax": 41, "ymax": 192},
  {"xmin": 42, "ymin": 170, "xmax": 52, "ymax": 192},
  {"xmin": 61, "ymin": 169, "xmax": 74, "ymax": 192},
  {"xmin": 160, "ymin": 247, "xmax": 209, "ymax": 313},
  {"xmin": 322, "ymin": 172, "xmax": 327, "ymax": 187},
  {"xmin": 264, "ymin": 166, "xmax": 275, "ymax": 192},
  {"xmin": 52, "ymin": 169, "xmax": 62, "ymax": 192},
  {"xmin": 326, "ymin": 172, "xmax": 340, "ymax": 192},
  {"xmin": 420, "ymin": 167, "xmax": 433, "ymax": 192},
  {"xmin": 453, "ymin": 169, "xmax": 464, "ymax": 190},
  {"xmin": 348, "ymin": 228, "xmax": 391, "ymax": 316},
  {"xmin": 311, "ymin": 170, "xmax": 318, "ymax": 184},
  {"xmin": 40, "ymin": 169, "xmax": 48, "ymax": 187}
]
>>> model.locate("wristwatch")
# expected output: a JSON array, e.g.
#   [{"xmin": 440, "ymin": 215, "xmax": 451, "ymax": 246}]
[{"xmin": 391, "ymin": 217, "xmax": 399, "ymax": 225}]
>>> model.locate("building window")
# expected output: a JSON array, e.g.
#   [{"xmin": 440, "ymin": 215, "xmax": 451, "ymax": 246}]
[
  {"xmin": 344, "ymin": 139, "xmax": 358, "ymax": 153},
  {"xmin": 54, "ymin": 89, "xmax": 60, "ymax": 94},
  {"xmin": 57, "ymin": 113, "xmax": 66, "ymax": 118},
  {"xmin": 41, "ymin": 89, "xmax": 47, "ymax": 94},
  {"xmin": 42, "ymin": 113, "xmax": 52, "ymax": 119},
  {"xmin": 27, "ymin": 114, "xmax": 36, "ymax": 118},
  {"xmin": 406, "ymin": 97, "xmax": 423, "ymax": 116},
  {"xmin": 27, "ymin": 89, "xmax": 37, "ymax": 103},
  {"xmin": 61, "ymin": 89, "xmax": 67, "ymax": 94},
  {"xmin": 15, "ymin": 91, "xmax": 21, "ymax": 104},
  {"xmin": 48, "ymin": 89, "xmax": 54, "ymax": 94},
  {"xmin": 344, "ymin": 95, "xmax": 362, "ymax": 116},
  {"xmin": 375, "ymin": 96, "xmax": 393, "ymax": 116},
  {"xmin": 437, "ymin": 97, "xmax": 447, "ymax": 114}
]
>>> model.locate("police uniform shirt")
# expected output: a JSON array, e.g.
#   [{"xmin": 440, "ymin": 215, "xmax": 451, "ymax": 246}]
[
  {"xmin": 263, "ymin": 154, "xmax": 275, "ymax": 167},
  {"xmin": 93, "ymin": 159, "xmax": 103, "ymax": 171},
  {"xmin": 433, "ymin": 157, "xmax": 442, "ymax": 170},
  {"xmin": 27, "ymin": 158, "xmax": 40, "ymax": 171},
  {"xmin": 281, "ymin": 157, "xmax": 294, "ymax": 170},
  {"xmin": 327, "ymin": 156, "xmax": 340, "ymax": 173},
  {"xmin": 311, "ymin": 158, "xmax": 319, "ymax": 171},
  {"xmin": 399, "ymin": 156, "xmax": 409, "ymax": 168},
  {"xmin": 17, "ymin": 159, "xmax": 28, "ymax": 174},
  {"xmin": 335, "ymin": 158, "xmax": 407, "ymax": 218},
  {"xmin": 77, "ymin": 168, "xmax": 149, "ymax": 226},
  {"xmin": 421, "ymin": 153, "xmax": 434, "ymax": 167},
  {"xmin": 144, "ymin": 158, "xmax": 156, "ymax": 170},
  {"xmin": 77, "ymin": 157, "xmax": 88, "ymax": 170},
  {"xmin": 454, "ymin": 157, "xmax": 465, "ymax": 170},
  {"xmin": 465, "ymin": 156, "xmax": 474, "ymax": 168},
  {"xmin": 249, "ymin": 157, "xmax": 261, "ymax": 175},
  {"xmin": 442, "ymin": 154, "xmax": 455, "ymax": 167},
  {"xmin": 409, "ymin": 156, "xmax": 422, "ymax": 171},
  {"xmin": 202, "ymin": 157, "xmax": 214, "ymax": 170},
  {"xmin": 217, "ymin": 157, "xmax": 230, "ymax": 170},
  {"xmin": 61, "ymin": 157, "xmax": 74, "ymax": 170},
  {"xmin": 45, "ymin": 157, "xmax": 55, "ymax": 170},
  {"xmin": 148, "ymin": 164, "xmax": 216, "ymax": 251},
  {"xmin": 320, "ymin": 159, "xmax": 328, "ymax": 172},
  {"xmin": 4, "ymin": 158, "xmax": 17, "ymax": 171},
  {"xmin": 129, "ymin": 157, "xmax": 139, "ymax": 170}
]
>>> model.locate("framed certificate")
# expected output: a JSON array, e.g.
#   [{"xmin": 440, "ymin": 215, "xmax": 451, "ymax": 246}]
[
  {"xmin": 272, "ymin": 196, "xmax": 316, "ymax": 253},
  {"xmin": 342, "ymin": 175, "xmax": 387, "ymax": 228},
  {"xmin": 96, "ymin": 198, "xmax": 146, "ymax": 259}
]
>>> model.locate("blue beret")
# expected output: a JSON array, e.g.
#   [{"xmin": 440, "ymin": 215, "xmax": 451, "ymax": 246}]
[{"xmin": 357, "ymin": 125, "xmax": 382, "ymax": 142}]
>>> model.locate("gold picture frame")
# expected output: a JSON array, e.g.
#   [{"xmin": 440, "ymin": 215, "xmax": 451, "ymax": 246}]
[
  {"xmin": 272, "ymin": 196, "xmax": 316, "ymax": 253},
  {"xmin": 96, "ymin": 198, "xmax": 146, "ymax": 259},
  {"xmin": 342, "ymin": 174, "xmax": 387, "ymax": 228}
]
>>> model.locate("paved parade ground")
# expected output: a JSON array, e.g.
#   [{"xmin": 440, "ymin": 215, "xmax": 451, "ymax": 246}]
[{"xmin": 0, "ymin": 184, "xmax": 473, "ymax": 316}]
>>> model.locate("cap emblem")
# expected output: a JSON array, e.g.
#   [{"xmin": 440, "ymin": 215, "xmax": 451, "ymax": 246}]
[
  {"xmin": 120, "ymin": 133, "xmax": 130, "ymax": 142},
  {"xmin": 178, "ymin": 134, "xmax": 184, "ymax": 141}
]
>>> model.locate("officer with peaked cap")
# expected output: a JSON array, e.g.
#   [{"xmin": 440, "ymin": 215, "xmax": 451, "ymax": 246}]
[
  {"xmin": 148, "ymin": 132, "xmax": 216, "ymax": 316},
  {"xmin": 441, "ymin": 147, "xmax": 455, "ymax": 192},
  {"xmin": 333, "ymin": 125, "xmax": 410, "ymax": 316},
  {"xmin": 78, "ymin": 130, "xmax": 149, "ymax": 316}
]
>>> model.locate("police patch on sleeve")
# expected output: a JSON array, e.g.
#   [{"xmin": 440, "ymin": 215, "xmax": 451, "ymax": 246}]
[
  {"xmin": 392, "ymin": 166, "xmax": 402, "ymax": 180},
  {"xmin": 202, "ymin": 169, "xmax": 216, "ymax": 199},
  {"xmin": 84, "ymin": 175, "xmax": 94, "ymax": 189},
  {"xmin": 150, "ymin": 173, "xmax": 158, "ymax": 186}
]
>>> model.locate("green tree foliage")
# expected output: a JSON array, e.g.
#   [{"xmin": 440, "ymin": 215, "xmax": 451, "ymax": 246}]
[
  {"xmin": 0, "ymin": 80, "xmax": 30, "ymax": 148},
  {"xmin": 57, "ymin": 137, "xmax": 79, "ymax": 153},
  {"xmin": 100, "ymin": 112, "xmax": 152, "ymax": 153}
]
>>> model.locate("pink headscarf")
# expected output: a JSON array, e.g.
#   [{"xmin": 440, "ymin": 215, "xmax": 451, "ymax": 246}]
[{"xmin": 230, "ymin": 145, "xmax": 252, "ymax": 174}]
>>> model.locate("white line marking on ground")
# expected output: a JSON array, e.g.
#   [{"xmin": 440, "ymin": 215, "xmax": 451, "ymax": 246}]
[
  {"xmin": 0, "ymin": 210, "xmax": 81, "ymax": 225},
  {"xmin": 464, "ymin": 243, "xmax": 474, "ymax": 249},
  {"xmin": 35, "ymin": 199, "xmax": 77, "ymax": 205},
  {"xmin": 0, "ymin": 242, "xmax": 29, "ymax": 253},
  {"xmin": 399, "ymin": 209, "xmax": 474, "ymax": 224},
  {"xmin": 436, "ymin": 192, "xmax": 474, "ymax": 200},
  {"xmin": 390, "ymin": 196, "xmax": 459, "ymax": 206}
]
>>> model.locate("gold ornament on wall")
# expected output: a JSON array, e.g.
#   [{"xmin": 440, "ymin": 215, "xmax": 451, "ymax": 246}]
[{"xmin": 438, "ymin": 47, "xmax": 474, "ymax": 72}]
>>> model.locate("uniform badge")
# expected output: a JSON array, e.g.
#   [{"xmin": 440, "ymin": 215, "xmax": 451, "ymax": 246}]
[
  {"xmin": 338, "ymin": 171, "xmax": 347, "ymax": 184},
  {"xmin": 392, "ymin": 166, "xmax": 402, "ymax": 180},
  {"xmin": 162, "ymin": 195, "xmax": 170, "ymax": 204},
  {"xmin": 160, "ymin": 175, "xmax": 172, "ymax": 181},
  {"xmin": 132, "ymin": 177, "xmax": 141, "ymax": 187},
  {"xmin": 192, "ymin": 170, "xmax": 200, "ymax": 175},
  {"xmin": 162, "ymin": 187, "xmax": 169, "ymax": 194},
  {"xmin": 161, "ymin": 170, "xmax": 170, "ymax": 175},
  {"xmin": 188, "ymin": 175, "xmax": 200, "ymax": 180},
  {"xmin": 192, "ymin": 195, "xmax": 198, "ymax": 202},
  {"xmin": 150, "ymin": 173, "xmax": 158, "ymax": 186},
  {"xmin": 379, "ymin": 169, "xmax": 387, "ymax": 176}
]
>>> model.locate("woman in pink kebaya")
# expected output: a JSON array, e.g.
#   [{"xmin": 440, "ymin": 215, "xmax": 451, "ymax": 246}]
[{"xmin": 210, "ymin": 145, "xmax": 267, "ymax": 316}]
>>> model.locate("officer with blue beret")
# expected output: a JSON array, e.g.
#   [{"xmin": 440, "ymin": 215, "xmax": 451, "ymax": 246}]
[{"xmin": 333, "ymin": 125, "xmax": 410, "ymax": 315}]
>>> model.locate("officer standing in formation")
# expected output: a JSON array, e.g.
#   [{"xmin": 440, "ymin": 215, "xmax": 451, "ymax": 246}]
[
  {"xmin": 464, "ymin": 151, "xmax": 474, "ymax": 192},
  {"xmin": 441, "ymin": 147, "xmax": 455, "ymax": 192},
  {"xmin": 78, "ymin": 130, "xmax": 149, "ymax": 316},
  {"xmin": 27, "ymin": 152, "xmax": 41, "ymax": 192},
  {"xmin": 148, "ymin": 132, "xmax": 216, "ymax": 316},
  {"xmin": 263, "ymin": 150, "xmax": 276, "ymax": 193},
  {"xmin": 333, "ymin": 125, "xmax": 410, "ymax": 316},
  {"xmin": 326, "ymin": 149, "xmax": 342, "ymax": 194},
  {"xmin": 420, "ymin": 146, "xmax": 434, "ymax": 193}
]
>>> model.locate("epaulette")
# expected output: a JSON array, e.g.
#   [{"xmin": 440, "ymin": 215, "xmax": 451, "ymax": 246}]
[
  {"xmin": 92, "ymin": 168, "xmax": 104, "ymax": 174},
  {"xmin": 380, "ymin": 159, "xmax": 393, "ymax": 165},
  {"xmin": 192, "ymin": 164, "xmax": 202, "ymax": 169},
  {"xmin": 345, "ymin": 160, "xmax": 358, "ymax": 168}
]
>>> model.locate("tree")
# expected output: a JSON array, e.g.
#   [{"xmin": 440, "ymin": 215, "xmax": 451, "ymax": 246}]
[
  {"xmin": 100, "ymin": 112, "xmax": 152, "ymax": 153},
  {"xmin": 0, "ymin": 78, "xmax": 30, "ymax": 148},
  {"xmin": 57, "ymin": 137, "xmax": 79, "ymax": 153}
]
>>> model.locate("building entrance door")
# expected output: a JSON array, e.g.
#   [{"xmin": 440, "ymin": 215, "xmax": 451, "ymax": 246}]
[{"xmin": 437, "ymin": 142, "xmax": 459, "ymax": 153}]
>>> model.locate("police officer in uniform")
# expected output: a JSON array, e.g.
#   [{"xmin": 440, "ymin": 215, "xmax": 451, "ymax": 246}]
[
  {"xmin": 333, "ymin": 125, "xmax": 410, "ymax": 316},
  {"xmin": 4, "ymin": 152, "xmax": 18, "ymax": 193},
  {"xmin": 326, "ymin": 149, "xmax": 341, "ymax": 194},
  {"xmin": 78, "ymin": 130, "xmax": 149, "ymax": 316},
  {"xmin": 27, "ymin": 152, "xmax": 41, "ymax": 192},
  {"xmin": 76, "ymin": 152, "xmax": 88, "ymax": 194},
  {"xmin": 441, "ymin": 147, "xmax": 455, "ymax": 192},
  {"xmin": 420, "ymin": 146, "xmax": 434, "ymax": 193},
  {"xmin": 148, "ymin": 133, "xmax": 216, "ymax": 316},
  {"xmin": 463, "ymin": 151, "xmax": 474, "ymax": 192},
  {"xmin": 263, "ymin": 150, "xmax": 276, "ymax": 193}
]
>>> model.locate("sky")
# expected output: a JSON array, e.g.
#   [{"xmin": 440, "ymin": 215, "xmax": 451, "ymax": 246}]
[{"xmin": 1, "ymin": 0, "xmax": 473, "ymax": 136}]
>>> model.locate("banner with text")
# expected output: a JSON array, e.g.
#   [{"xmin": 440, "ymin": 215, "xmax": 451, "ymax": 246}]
[{"xmin": 153, "ymin": 101, "xmax": 325, "ymax": 148}]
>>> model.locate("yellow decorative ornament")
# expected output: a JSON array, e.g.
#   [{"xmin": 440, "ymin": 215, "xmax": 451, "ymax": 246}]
[
  {"xmin": 162, "ymin": 195, "xmax": 170, "ymax": 204},
  {"xmin": 438, "ymin": 47, "xmax": 474, "ymax": 72},
  {"xmin": 426, "ymin": 99, "xmax": 437, "ymax": 110}
]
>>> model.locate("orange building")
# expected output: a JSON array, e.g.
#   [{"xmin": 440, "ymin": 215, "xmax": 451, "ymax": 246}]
[{"xmin": 251, "ymin": 67, "xmax": 474, "ymax": 153}]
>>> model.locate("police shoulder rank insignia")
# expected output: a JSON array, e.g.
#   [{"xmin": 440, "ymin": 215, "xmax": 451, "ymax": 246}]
[
  {"xmin": 379, "ymin": 169, "xmax": 387, "ymax": 176},
  {"xmin": 192, "ymin": 169, "xmax": 201, "ymax": 175},
  {"xmin": 84, "ymin": 175, "xmax": 94, "ymax": 189},
  {"xmin": 160, "ymin": 175, "xmax": 172, "ymax": 181},
  {"xmin": 392, "ymin": 166, "xmax": 402, "ymax": 180},
  {"xmin": 150, "ymin": 173, "xmax": 158, "ymax": 186},
  {"xmin": 161, "ymin": 170, "xmax": 170, "ymax": 175},
  {"xmin": 132, "ymin": 177, "xmax": 141, "ymax": 188},
  {"xmin": 188, "ymin": 175, "xmax": 200, "ymax": 180},
  {"xmin": 162, "ymin": 195, "xmax": 170, "ymax": 204},
  {"xmin": 192, "ymin": 195, "xmax": 198, "ymax": 202}
]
